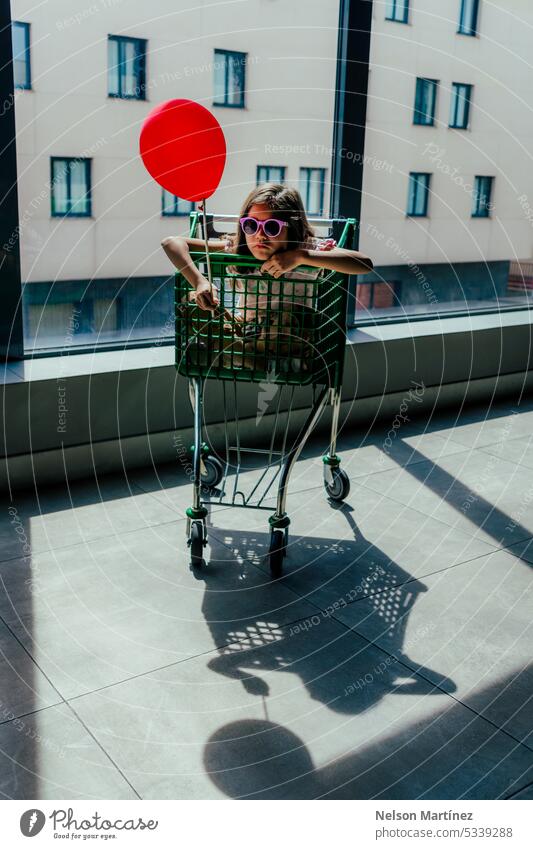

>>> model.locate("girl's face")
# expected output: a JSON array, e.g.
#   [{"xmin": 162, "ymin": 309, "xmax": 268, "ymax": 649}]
[{"xmin": 242, "ymin": 202, "xmax": 289, "ymax": 259}]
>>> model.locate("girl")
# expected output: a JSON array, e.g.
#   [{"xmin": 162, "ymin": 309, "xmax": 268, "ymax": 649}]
[{"xmin": 161, "ymin": 182, "xmax": 374, "ymax": 314}]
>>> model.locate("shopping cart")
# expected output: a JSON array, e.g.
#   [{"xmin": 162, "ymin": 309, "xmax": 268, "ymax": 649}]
[{"xmin": 175, "ymin": 213, "xmax": 356, "ymax": 576}]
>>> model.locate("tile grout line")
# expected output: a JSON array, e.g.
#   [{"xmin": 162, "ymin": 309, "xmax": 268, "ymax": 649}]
[
  {"xmin": 504, "ymin": 778, "xmax": 533, "ymax": 800},
  {"xmin": 0, "ymin": 610, "xmax": 145, "ymax": 796},
  {"xmin": 354, "ymin": 475, "xmax": 533, "ymax": 558},
  {"xmin": 64, "ymin": 700, "xmax": 143, "ymax": 800},
  {"xmin": 333, "ymin": 616, "xmax": 533, "ymax": 756}
]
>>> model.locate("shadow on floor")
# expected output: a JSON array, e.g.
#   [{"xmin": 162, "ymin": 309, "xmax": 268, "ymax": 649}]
[{"xmin": 202, "ymin": 667, "xmax": 533, "ymax": 799}]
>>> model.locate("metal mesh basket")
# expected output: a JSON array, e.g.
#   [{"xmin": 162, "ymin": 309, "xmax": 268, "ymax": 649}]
[{"xmin": 175, "ymin": 218, "xmax": 355, "ymax": 388}]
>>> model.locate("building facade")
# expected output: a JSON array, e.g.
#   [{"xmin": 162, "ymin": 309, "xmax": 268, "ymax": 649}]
[{"xmin": 10, "ymin": 0, "xmax": 533, "ymax": 346}]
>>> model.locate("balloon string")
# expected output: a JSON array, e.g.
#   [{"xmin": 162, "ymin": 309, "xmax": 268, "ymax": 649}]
[{"xmin": 200, "ymin": 199, "xmax": 214, "ymax": 306}]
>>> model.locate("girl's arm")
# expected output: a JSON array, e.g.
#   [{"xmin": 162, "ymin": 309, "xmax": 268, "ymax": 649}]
[
  {"xmin": 161, "ymin": 236, "xmax": 227, "ymax": 310},
  {"xmin": 300, "ymin": 245, "xmax": 374, "ymax": 275},
  {"xmin": 260, "ymin": 245, "xmax": 373, "ymax": 278}
]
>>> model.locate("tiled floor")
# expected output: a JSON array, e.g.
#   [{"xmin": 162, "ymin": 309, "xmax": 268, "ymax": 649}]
[{"xmin": 1, "ymin": 395, "xmax": 532, "ymax": 799}]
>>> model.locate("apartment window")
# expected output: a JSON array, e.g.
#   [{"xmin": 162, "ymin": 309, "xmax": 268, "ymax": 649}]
[
  {"xmin": 213, "ymin": 49, "xmax": 246, "ymax": 108},
  {"xmin": 299, "ymin": 168, "xmax": 325, "ymax": 216},
  {"xmin": 12, "ymin": 21, "xmax": 31, "ymax": 89},
  {"xmin": 458, "ymin": 0, "xmax": 480, "ymax": 35},
  {"xmin": 414, "ymin": 78, "xmax": 438, "ymax": 126},
  {"xmin": 51, "ymin": 158, "xmax": 92, "ymax": 217},
  {"xmin": 450, "ymin": 83, "xmax": 472, "ymax": 128},
  {"xmin": 162, "ymin": 190, "xmax": 194, "ymax": 216},
  {"xmin": 472, "ymin": 176, "xmax": 493, "ymax": 217},
  {"xmin": 108, "ymin": 35, "xmax": 146, "ymax": 99},
  {"xmin": 256, "ymin": 165, "xmax": 286, "ymax": 185},
  {"xmin": 385, "ymin": 0, "xmax": 409, "ymax": 23},
  {"xmin": 407, "ymin": 172, "xmax": 431, "ymax": 216}
]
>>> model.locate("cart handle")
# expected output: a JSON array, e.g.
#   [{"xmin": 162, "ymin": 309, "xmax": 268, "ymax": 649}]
[{"xmin": 187, "ymin": 212, "xmax": 356, "ymax": 251}]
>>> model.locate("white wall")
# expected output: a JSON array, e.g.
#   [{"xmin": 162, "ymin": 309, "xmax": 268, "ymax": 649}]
[
  {"xmin": 12, "ymin": 0, "xmax": 533, "ymax": 283},
  {"xmin": 12, "ymin": 0, "xmax": 339, "ymax": 282},
  {"xmin": 359, "ymin": 0, "xmax": 533, "ymax": 266}
]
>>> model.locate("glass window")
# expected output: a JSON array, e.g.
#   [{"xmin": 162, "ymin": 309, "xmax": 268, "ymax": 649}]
[
  {"xmin": 472, "ymin": 176, "xmax": 493, "ymax": 217},
  {"xmin": 12, "ymin": 21, "xmax": 31, "ymax": 89},
  {"xmin": 162, "ymin": 190, "xmax": 195, "ymax": 216},
  {"xmin": 414, "ymin": 78, "xmax": 438, "ymax": 126},
  {"xmin": 51, "ymin": 158, "xmax": 92, "ymax": 217},
  {"xmin": 299, "ymin": 168, "xmax": 326, "ymax": 216},
  {"xmin": 213, "ymin": 49, "xmax": 246, "ymax": 107},
  {"xmin": 458, "ymin": 0, "xmax": 480, "ymax": 35},
  {"xmin": 407, "ymin": 172, "xmax": 431, "ymax": 216},
  {"xmin": 450, "ymin": 82, "xmax": 472, "ymax": 128},
  {"xmin": 256, "ymin": 166, "xmax": 286, "ymax": 185},
  {"xmin": 108, "ymin": 35, "xmax": 146, "ymax": 99},
  {"xmin": 385, "ymin": 0, "xmax": 409, "ymax": 23}
]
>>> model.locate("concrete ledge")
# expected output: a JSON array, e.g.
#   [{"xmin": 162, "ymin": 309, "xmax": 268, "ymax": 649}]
[
  {"xmin": 2, "ymin": 367, "xmax": 532, "ymax": 493},
  {"xmin": 2, "ymin": 310, "xmax": 532, "ymax": 491}
]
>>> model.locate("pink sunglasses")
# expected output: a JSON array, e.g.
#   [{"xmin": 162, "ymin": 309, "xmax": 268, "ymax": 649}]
[{"xmin": 239, "ymin": 216, "xmax": 289, "ymax": 238}]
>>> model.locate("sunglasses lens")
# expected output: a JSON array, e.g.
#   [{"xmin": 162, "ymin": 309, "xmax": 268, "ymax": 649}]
[
  {"xmin": 241, "ymin": 218, "xmax": 258, "ymax": 235},
  {"xmin": 263, "ymin": 220, "xmax": 282, "ymax": 237}
]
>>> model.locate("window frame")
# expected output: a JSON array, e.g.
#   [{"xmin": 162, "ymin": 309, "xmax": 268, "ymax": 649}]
[
  {"xmin": 407, "ymin": 172, "xmax": 431, "ymax": 217},
  {"xmin": 449, "ymin": 82, "xmax": 473, "ymax": 129},
  {"xmin": 213, "ymin": 48, "xmax": 247, "ymax": 108},
  {"xmin": 50, "ymin": 157, "xmax": 92, "ymax": 218},
  {"xmin": 12, "ymin": 20, "xmax": 31, "ymax": 90},
  {"xmin": 458, "ymin": 0, "xmax": 480, "ymax": 36},
  {"xmin": 413, "ymin": 77, "xmax": 438, "ymax": 126},
  {"xmin": 299, "ymin": 167, "xmax": 326, "ymax": 216},
  {"xmin": 161, "ymin": 189, "xmax": 195, "ymax": 217},
  {"xmin": 472, "ymin": 175, "xmax": 493, "ymax": 218},
  {"xmin": 107, "ymin": 34, "xmax": 147, "ymax": 100},
  {"xmin": 385, "ymin": 0, "xmax": 410, "ymax": 24},
  {"xmin": 256, "ymin": 165, "xmax": 286, "ymax": 185}
]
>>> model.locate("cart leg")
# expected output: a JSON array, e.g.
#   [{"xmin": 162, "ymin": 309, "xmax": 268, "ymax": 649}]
[
  {"xmin": 186, "ymin": 377, "xmax": 208, "ymax": 566},
  {"xmin": 267, "ymin": 386, "xmax": 329, "ymax": 577},
  {"xmin": 323, "ymin": 387, "xmax": 350, "ymax": 501}
]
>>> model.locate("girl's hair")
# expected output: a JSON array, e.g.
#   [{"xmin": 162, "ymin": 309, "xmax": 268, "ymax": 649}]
[{"xmin": 225, "ymin": 183, "xmax": 315, "ymax": 259}]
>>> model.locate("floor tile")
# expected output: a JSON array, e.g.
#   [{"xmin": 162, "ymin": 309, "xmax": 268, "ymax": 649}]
[
  {"xmin": 0, "ymin": 620, "xmax": 60, "ymax": 720},
  {"xmin": 358, "ymin": 448, "xmax": 533, "ymax": 548},
  {"xmin": 206, "ymin": 483, "xmax": 497, "ymax": 609},
  {"xmin": 480, "ymin": 433, "xmax": 533, "ymax": 472},
  {"xmin": 426, "ymin": 405, "xmax": 533, "ymax": 450},
  {"xmin": 0, "ymin": 473, "xmax": 181, "ymax": 564},
  {"xmin": 334, "ymin": 548, "xmax": 533, "ymax": 747},
  {"xmin": 0, "ymin": 522, "xmax": 315, "ymax": 699},
  {"xmin": 508, "ymin": 782, "xmax": 533, "ymax": 799},
  {"xmin": 0, "ymin": 703, "xmax": 137, "ymax": 799},
  {"xmin": 72, "ymin": 617, "xmax": 533, "ymax": 800}
]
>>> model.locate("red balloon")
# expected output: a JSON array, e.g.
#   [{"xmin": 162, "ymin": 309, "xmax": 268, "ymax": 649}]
[{"xmin": 139, "ymin": 99, "xmax": 226, "ymax": 201}]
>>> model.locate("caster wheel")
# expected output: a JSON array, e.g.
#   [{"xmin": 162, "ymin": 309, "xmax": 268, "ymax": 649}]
[
  {"xmin": 189, "ymin": 521, "xmax": 205, "ymax": 567},
  {"xmin": 324, "ymin": 467, "xmax": 350, "ymax": 502},
  {"xmin": 201, "ymin": 455, "xmax": 224, "ymax": 489},
  {"xmin": 269, "ymin": 529, "xmax": 286, "ymax": 578}
]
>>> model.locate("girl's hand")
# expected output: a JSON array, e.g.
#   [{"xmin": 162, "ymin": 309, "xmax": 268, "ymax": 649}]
[
  {"xmin": 194, "ymin": 278, "xmax": 219, "ymax": 311},
  {"xmin": 260, "ymin": 249, "xmax": 305, "ymax": 279}
]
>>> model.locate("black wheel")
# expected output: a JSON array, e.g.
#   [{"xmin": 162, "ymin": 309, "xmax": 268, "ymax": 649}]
[
  {"xmin": 201, "ymin": 455, "xmax": 224, "ymax": 489},
  {"xmin": 269, "ymin": 529, "xmax": 286, "ymax": 578},
  {"xmin": 190, "ymin": 521, "xmax": 205, "ymax": 567},
  {"xmin": 324, "ymin": 467, "xmax": 350, "ymax": 502}
]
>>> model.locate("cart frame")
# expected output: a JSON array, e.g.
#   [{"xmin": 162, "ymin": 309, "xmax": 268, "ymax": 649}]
[{"xmin": 175, "ymin": 214, "xmax": 356, "ymax": 576}]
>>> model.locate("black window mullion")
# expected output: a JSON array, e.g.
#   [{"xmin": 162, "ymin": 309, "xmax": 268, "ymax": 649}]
[
  {"xmin": 224, "ymin": 53, "xmax": 229, "ymax": 105},
  {"xmin": 1, "ymin": 0, "xmax": 24, "ymax": 358},
  {"xmin": 66, "ymin": 162, "xmax": 72, "ymax": 214},
  {"xmin": 118, "ymin": 39, "xmax": 124, "ymax": 98}
]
